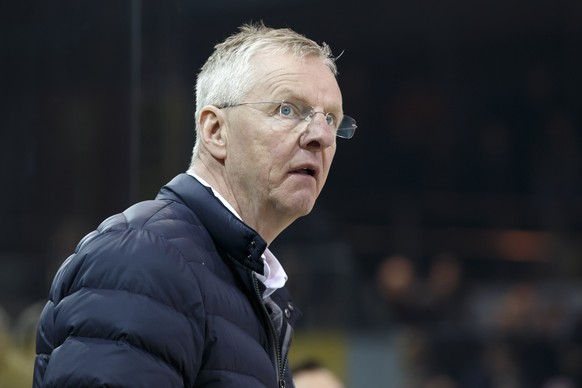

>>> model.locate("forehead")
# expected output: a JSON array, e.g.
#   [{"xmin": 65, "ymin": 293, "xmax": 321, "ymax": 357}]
[{"xmin": 249, "ymin": 52, "xmax": 343, "ymax": 109}]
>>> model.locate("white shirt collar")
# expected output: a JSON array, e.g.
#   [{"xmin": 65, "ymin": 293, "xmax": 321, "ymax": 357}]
[{"xmin": 186, "ymin": 171, "xmax": 288, "ymax": 298}]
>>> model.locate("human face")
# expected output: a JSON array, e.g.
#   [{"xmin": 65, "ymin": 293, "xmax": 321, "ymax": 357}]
[{"xmin": 223, "ymin": 52, "xmax": 341, "ymax": 231}]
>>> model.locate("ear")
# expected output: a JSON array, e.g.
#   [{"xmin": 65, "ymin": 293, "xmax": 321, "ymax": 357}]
[{"xmin": 198, "ymin": 105, "xmax": 227, "ymax": 160}]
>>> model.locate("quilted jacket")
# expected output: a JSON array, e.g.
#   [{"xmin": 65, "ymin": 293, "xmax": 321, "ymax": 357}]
[{"xmin": 33, "ymin": 173, "xmax": 300, "ymax": 387}]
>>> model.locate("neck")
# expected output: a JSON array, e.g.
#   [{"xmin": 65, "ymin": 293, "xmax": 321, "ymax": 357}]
[{"xmin": 188, "ymin": 161, "xmax": 292, "ymax": 245}]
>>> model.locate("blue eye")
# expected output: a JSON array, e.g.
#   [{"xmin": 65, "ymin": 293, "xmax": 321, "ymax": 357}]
[
  {"xmin": 278, "ymin": 102, "xmax": 300, "ymax": 119},
  {"xmin": 325, "ymin": 114, "xmax": 336, "ymax": 127}
]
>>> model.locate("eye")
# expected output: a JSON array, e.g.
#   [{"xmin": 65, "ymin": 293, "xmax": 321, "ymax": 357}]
[
  {"xmin": 325, "ymin": 113, "xmax": 337, "ymax": 128},
  {"xmin": 278, "ymin": 102, "xmax": 301, "ymax": 119}
]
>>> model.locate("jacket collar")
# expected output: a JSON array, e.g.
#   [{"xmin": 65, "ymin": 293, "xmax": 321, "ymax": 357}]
[{"xmin": 156, "ymin": 173, "xmax": 267, "ymax": 274}]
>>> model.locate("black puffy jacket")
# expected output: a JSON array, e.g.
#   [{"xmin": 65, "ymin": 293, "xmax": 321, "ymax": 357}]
[{"xmin": 34, "ymin": 173, "xmax": 301, "ymax": 387}]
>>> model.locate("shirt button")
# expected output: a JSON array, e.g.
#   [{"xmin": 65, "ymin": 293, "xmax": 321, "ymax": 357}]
[{"xmin": 284, "ymin": 307, "xmax": 291, "ymax": 319}]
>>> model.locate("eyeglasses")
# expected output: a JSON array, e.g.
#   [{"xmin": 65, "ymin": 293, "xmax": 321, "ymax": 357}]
[{"xmin": 217, "ymin": 100, "xmax": 357, "ymax": 139}]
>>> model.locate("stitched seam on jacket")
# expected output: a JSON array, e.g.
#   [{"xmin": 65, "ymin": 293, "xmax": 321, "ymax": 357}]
[
  {"xmin": 60, "ymin": 334, "xmax": 184, "ymax": 378},
  {"xmin": 198, "ymin": 368, "xmax": 269, "ymax": 387}
]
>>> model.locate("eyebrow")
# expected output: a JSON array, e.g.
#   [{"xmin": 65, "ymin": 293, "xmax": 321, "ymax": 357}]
[
  {"xmin": 268, "ymin": 86, "xmax": 343, "ymax": 115},
  {"xmin": 282, "ymin": 95, "xmax": 343, "ymax": 117}
]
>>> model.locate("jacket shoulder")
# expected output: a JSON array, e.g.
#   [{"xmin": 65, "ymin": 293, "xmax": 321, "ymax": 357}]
[
  {"xmin": 36, "ymin": 198, "xmax": 210, "ymax": 387},
  {"xmin": 51, "ymin": 198, "xmax": 211, "ymax": 308},
  {"xmin": 98, "ymin": 198, "xmax": 196, "ymax": 234}
]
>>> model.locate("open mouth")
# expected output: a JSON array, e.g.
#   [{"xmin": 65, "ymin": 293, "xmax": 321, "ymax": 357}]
[{"xmin": 294, "ymin": 168, "xmax": 315, "ymax": 177}]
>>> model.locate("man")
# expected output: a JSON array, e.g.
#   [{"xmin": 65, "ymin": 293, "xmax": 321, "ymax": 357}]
[{"xmin": 33, "ymin": 22, "xmax": 356, "ymax": 387}]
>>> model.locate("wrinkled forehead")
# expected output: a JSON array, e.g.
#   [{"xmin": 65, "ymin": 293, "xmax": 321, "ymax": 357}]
[{"xmin": 248, "ymin": 53, "xmax": 343, "ymax": 110}]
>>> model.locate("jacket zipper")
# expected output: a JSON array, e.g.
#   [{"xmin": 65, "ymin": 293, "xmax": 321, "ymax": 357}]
[{"xmin": 251, "ymin": 273, "xmax": 287, "ymax": 388}]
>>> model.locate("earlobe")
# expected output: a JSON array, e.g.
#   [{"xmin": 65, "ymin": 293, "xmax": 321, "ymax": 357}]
[{"xmin": 198, "ymin": 106, "xmax": 227, "ymax": 160}]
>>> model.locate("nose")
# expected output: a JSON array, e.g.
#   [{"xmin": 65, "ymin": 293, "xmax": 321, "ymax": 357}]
[{"xmin": 300, "ymin": 112, "xmax": 335, "ymax": 150}]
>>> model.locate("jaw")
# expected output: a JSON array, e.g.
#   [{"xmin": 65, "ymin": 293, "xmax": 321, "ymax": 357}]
[{"xmin": 273, "ymin": 174, "xmax": 320, "ymax": 216}]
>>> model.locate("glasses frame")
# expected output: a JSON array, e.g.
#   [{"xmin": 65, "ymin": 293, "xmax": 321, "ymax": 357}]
[{"xmin": 217, "ymin": 100, "xmax": 357, "ymax": 139}]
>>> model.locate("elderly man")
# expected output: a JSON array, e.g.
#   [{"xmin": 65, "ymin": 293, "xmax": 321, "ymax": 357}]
[{"xmin": 34, "ymin": 22, "xmax": 356, "ymax": 387}]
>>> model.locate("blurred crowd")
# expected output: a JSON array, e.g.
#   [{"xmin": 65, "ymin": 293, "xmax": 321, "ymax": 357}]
[
  {"xmin": 365, "ymin": 253, "xmax": 582, "ymax": 388},
  {"xmin": 0, "ymin": 302, "xmax": 42, "ymax": 387}
]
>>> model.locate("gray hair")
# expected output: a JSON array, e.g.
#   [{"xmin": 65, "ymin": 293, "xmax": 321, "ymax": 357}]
[{"xmin": 190, "ymin": 22, "xmax": 338, "ymax": 160}]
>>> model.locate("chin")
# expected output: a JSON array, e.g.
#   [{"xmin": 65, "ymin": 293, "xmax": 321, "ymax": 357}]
[{"xmin": 279, "ymin": 196, "xmax": 316, "ymax": 219}]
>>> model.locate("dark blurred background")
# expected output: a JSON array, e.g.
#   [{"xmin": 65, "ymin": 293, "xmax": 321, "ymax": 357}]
[{"xmin": 1, "ymin": 1, "xmax": 581, "ymax": 387}]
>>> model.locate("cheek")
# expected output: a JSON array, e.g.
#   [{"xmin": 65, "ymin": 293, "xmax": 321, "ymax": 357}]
[
  {"xmin": 247, "ymin": 138, "xmax": 287, "ymax": 189},
  {"xmin": 265, "ymin": 144, "xmax": 289, "ymax": 182},
  {"xmin": 318, "ymin": 148, "xmax": 336, "ymax": 185},
  {"xmin": 323, "ymin": 146, "xmax": 337, "ymax": 173}
]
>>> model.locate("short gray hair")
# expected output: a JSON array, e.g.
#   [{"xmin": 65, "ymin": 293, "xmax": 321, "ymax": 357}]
[{"xmin": 191, "ymin": 22, "xmax": 338, "ymax": 160}]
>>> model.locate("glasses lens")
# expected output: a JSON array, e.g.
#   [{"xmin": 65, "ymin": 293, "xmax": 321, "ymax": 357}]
[{"xmin": 336, "ymin": 116, "xmax": 357, "ymax": 139}]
